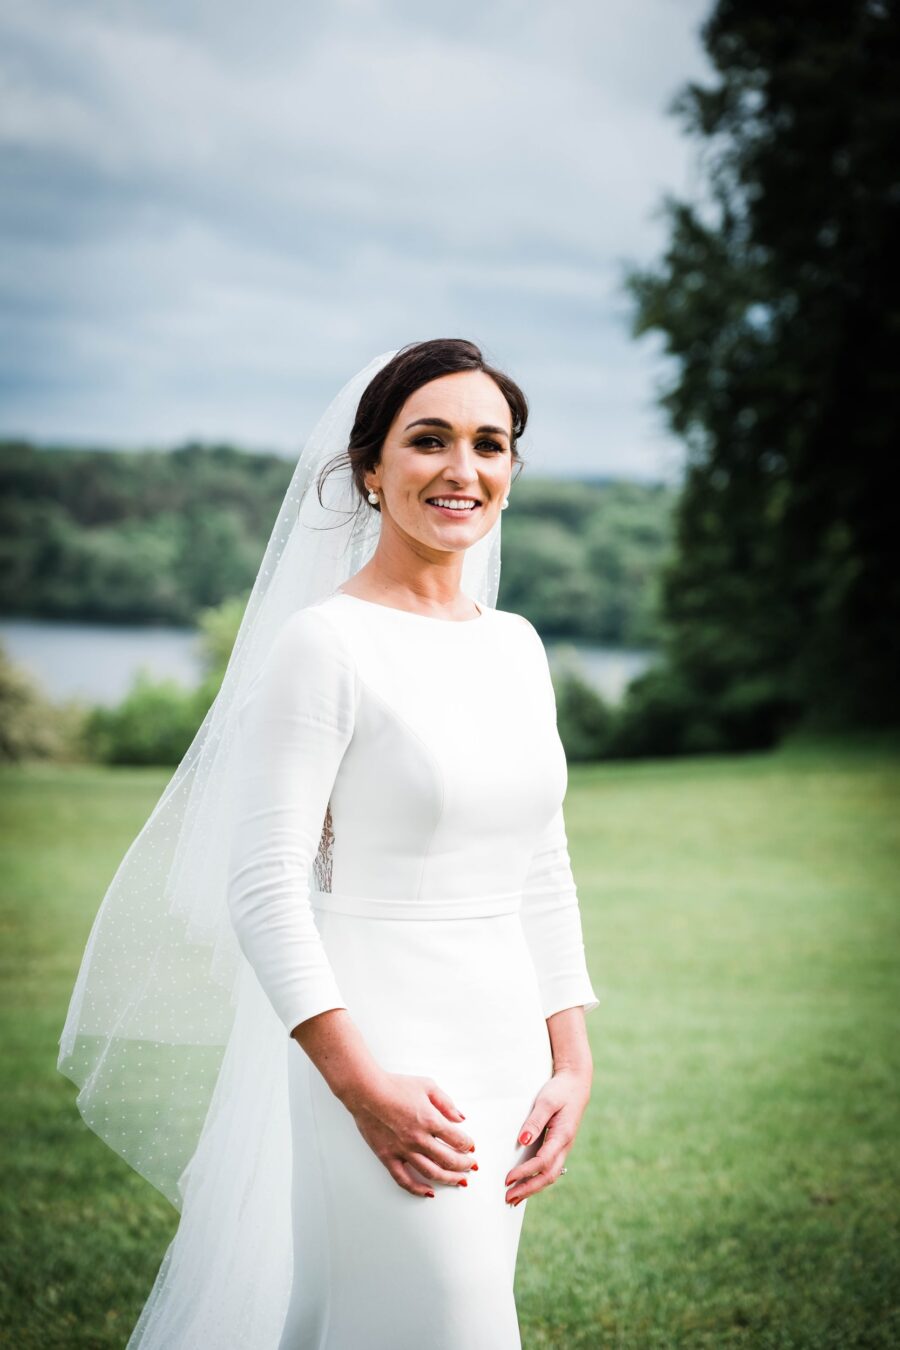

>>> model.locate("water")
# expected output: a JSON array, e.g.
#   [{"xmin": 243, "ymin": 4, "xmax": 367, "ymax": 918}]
[
  {"xmin": 0, "ymin": 618, "xmax": 204, "ymax": 706},
  {"xmin": 544, "ymin": 638, "xmax": 657, "ymax": 704},
  {"xmin": 0, "ymin": 619, "xmax": 657, "ymax": 708}
]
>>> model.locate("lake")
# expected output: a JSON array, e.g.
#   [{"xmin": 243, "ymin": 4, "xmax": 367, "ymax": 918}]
[{"xmin": 0, "ymin": 618, "xmax": 657, "ymax": 708}]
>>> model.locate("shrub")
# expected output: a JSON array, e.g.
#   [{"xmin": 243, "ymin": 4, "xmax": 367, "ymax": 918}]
[
  {"xmin": 0, "ymin": 642, "xmax": 71, "ymax": 763},
  {"xmin": 83, "ymin": 671, "xmax": 215, "ymax": 766},
  {"xmin": 552, "ymin": 655, "xmax": 615, "ymax": 762}
]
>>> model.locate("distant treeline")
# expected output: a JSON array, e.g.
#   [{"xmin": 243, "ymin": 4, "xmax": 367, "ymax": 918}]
[{"xmin": 0, "ymin": 440, "xmax": 675, "ymax": 647}]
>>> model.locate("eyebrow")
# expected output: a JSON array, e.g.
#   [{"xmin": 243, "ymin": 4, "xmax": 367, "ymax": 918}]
[{"xmin": 404, "ymin": 417, "xmax": 510, "ymax": 441}]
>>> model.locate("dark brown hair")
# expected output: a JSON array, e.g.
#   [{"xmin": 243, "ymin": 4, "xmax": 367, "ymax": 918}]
[{"xmin": 317, "ymin": 338, "xmax": 528, "ymax": 515}]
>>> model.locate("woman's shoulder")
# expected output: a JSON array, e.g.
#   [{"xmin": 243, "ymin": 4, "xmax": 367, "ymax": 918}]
[
  {"xmin": 494, "ymin": 606, "xmax": 536, "ymax": 632},
  {"xmin": 239, "ymin": 601, "xmax": 357, "ymax": 716},
  {"xmin": 492, "ymin": 606, "xmax": 544, "ymax": 645}
]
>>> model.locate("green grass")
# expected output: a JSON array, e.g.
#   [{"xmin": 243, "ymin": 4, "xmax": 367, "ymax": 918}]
[{"xmin": 2, "ymin": 733, "xmax": 898, "ymax": 1347}]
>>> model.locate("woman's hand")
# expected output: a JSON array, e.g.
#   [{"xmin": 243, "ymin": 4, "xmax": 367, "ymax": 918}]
[
  {"xmin": 345, "ymin": 1069, "xmax": 478, "ymax": 1199},
  {"xmin": 504, "ymin": 1064, "xmax": 592, "ymax": 1205},
  {"xmin": 291, "ymin": 1009, "xmax": 476, "ymax": 1199}
]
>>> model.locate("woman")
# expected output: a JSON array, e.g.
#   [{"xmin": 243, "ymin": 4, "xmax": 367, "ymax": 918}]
[{"xmin": 58, "ymin": 339, "xmax": 599, "ymax": 1348}]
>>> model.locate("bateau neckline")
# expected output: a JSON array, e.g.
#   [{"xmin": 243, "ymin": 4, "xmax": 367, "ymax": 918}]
[{"xmin": 331, "ymin": 589, "xmax": 488, "ymax": 625}]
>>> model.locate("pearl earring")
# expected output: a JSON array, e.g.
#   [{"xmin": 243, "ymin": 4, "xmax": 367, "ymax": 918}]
[
  {"xmin": 501, "ymin": 496, "xmax": 510, "ymax": 509},
  {"xmin": 367, "ymin": 490, "xmax": 379, "ymax": 504}
]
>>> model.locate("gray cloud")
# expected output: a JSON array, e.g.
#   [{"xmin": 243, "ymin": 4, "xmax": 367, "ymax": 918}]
[{"xmin": 0, "ymin": 0, "xmax": 711, "ymax": 480}]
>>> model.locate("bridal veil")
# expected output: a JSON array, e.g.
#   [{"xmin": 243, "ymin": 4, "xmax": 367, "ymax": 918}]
[{"xmin": 57, "ymin": 346, "xmax": 504, "ymax": 1346}]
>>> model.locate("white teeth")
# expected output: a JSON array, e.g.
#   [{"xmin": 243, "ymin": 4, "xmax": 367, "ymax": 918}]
[{"xmin": 428, "ymin": 498, "xmax": 478, "ymax": 510}]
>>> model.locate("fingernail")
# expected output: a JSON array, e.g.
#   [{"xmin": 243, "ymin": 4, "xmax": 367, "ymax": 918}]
[
  {"xmin": 458, "ymin": 1178, "xmax": 468, "ymax": 1187},
  {"xmin": 426, "ymin": 1190, "xmax": 435, "ymax": 1198},
  {"xmin": 512, "ymin": 1198, "xmax": 522, "ymax": 1207},
  {"xmin": 519, "ymin": 1131, "xmax": 532, "ymax": 1145},
  {"xmin": 470, "ymin": 1162, "xmax": 478, "ymax": 1171},
  {"xmin": 458, "ymin": 1113, "xmax": 466, "ymax": 1120},
  {"xmin": 469, "ymin": 1144, "xmax": 476, "ymax": 1152}
]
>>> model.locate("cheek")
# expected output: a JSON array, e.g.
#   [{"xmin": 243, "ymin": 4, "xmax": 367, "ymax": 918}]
[{"xmin": 385, "ymin": 459, "xmax": 432, "ymax": 500}]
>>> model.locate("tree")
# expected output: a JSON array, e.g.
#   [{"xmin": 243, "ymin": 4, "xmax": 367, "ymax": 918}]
[{"xmin": 627, "ymin": 0, "xmax": 900, "ymax": 731}]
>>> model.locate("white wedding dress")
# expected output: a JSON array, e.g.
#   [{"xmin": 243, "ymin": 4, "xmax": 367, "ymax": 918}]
[{"xmin": 224, "ymin": 588, "xmax": 599, "ymax": 1350}]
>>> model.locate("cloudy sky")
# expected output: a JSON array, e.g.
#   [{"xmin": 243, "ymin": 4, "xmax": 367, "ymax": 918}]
[{"xmin": 1, "ymin": 0, "xmax": 712, "ymax": 483}]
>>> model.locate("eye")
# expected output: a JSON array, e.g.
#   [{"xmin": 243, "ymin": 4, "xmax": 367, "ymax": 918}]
[{"xmin": 412, "ymin": 435, "xmax": 505, "ymax": 453}]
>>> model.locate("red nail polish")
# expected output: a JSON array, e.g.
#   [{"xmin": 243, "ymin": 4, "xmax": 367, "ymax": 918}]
[
  {"xmin": 458, "ymin": 1178, "xmax": 467, "ymax": 1187},
  {"xmin": 470, "ymin": 1163, "xmax": 478, "ymax": 1171},
  {"xmin": 426, "ymin": 1190, "xmax": 435, "ymax": 1198},
  {"xmin": 519, "ymin": 1131, "xmax": 531, "ymax": 1145}
]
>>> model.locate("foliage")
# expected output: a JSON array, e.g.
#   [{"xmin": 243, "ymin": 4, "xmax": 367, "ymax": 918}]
[
  {"xmin": 501, "ymin": 478, "xmax": 673, "ymax": 644},
  {"xmin": 82, "ymin": 673, "xmax": 215, "ymax": 767},
  {"xmin": 0, "ymin": 642, "xmax": 86, "ymax": 764},
  {"xmin": 0, "ymin": 442, "xmax": 289, "ymax": 625},
  {"xmin": 0, "ymin": 441, "xmax": 675, "ymax": 646},
  {"xmin": 195, "ymin": 593, "xmax": 250, "ymax": 683},
  {"xmin": 626, "ymin": 0, "xmax": 900, "ymax": 734},
  {"xmin": 79, "ymin": 591, "xmax": 242, "ymax": 765},
  {"xmin": 552, "ymin": 653, "xmax": 616, "ymax": 762}
]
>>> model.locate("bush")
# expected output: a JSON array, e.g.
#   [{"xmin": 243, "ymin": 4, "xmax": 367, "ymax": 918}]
[
  {"xmin": 715, "ymin": 675, "xmax": 804, "ymax": 751},
  {"xmin": 608, "ymin": 664, "xmax": 726, "ymax": 758},
  {"xmin": 83, "ymin": 671, "xmax": 216, "ymax": 766},
  {"xmin": 0, "ymin": 642, "xmax": 77, "ymax": 763},
  {"xmin": 606, "ymin": 660, "xmax": 803, "ymax": 759},
  {"xmin": 553, "ymin": 661, "xmax": 615, "ymax": 762}
]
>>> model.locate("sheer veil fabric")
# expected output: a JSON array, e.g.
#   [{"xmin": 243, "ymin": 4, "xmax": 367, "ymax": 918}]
[{"xmin": 57, "ymin": 349, "xmax": 504, "ymax": 1347}]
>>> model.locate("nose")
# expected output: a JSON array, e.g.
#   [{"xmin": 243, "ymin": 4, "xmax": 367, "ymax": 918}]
[{"xmin": 440, "ymin": 439, "xmax": 481, "ymax": 487}]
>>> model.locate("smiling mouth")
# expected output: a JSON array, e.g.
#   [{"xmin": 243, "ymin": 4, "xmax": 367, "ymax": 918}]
[{"xmin": 425, "ymin": 497, "xmax": 482, "ymax": 513}]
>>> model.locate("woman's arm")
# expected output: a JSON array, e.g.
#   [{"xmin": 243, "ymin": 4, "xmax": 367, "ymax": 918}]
[
  {"xmin": 506, "ymin": 619, "xmax": 601, "ymax": 1204},
  {"xmin": 227, "ymin": 607, "xmax": 477, "ymax": 1197},
  {"xmin": 516, "ymin": 803, "xmax": 600, "ymax": 1022},
  {"xmin": 506, "ymin": 803, "xmax": 598, "ymax": 1204},
  {"xmin": 227, "ymin": 606, "xmax": 356, "ymax": 1032}
]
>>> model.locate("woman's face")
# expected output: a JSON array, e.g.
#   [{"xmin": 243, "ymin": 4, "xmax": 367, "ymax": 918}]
[{"xmin": 367, "ymin": 370, "xmax": 513, "ymax": 554}]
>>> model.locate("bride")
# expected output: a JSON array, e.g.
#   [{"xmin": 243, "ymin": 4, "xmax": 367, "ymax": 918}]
[{"xmin": 58, "ymin": 338, "xmax": 599, "ymax": 1348}]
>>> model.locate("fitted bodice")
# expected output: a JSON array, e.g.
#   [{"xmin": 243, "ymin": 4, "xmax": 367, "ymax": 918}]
[
  {"xmin": 227, "ymin": 589, "xmax": 598, "ymax": 1036},
  {"xmin": 313, "ymin": 591, "xmax": 568, "ymax": 900}
]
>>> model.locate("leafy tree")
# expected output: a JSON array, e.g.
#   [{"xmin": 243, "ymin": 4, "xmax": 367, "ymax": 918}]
[
  {"xmin": 626, "ymin": 0, "xmax": 900, "ymax": 732},
  {"xmin": 1, "ymin": 442, "xmax": 676, "ymax": 645}
]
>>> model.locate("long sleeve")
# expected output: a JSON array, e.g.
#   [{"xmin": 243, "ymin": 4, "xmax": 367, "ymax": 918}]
[
  {"xmin": 514, "ymin": 612, "xmax": 600, "ymax": 1021},
  {"xmin": 519, "ymin": 803, "xmax": 600, "ymax": 1020},
  {"xmin": 226, "ymin": 606, "xmax": 356, "ymax": 1036}
]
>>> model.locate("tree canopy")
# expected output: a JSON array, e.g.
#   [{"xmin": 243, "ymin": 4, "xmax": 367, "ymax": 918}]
[
  {"xmin": 0, "ymin": 440, "xmax": 674, "ymax": 646},
  {"xmin": 627, "ymin": 0, "xmax": 900, "ymax": 731}
]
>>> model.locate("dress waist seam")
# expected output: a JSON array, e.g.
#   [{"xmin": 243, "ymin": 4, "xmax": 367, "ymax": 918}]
[{"xmin": 309, "ymin": 888, "xmax": 523, "ymax": 920}]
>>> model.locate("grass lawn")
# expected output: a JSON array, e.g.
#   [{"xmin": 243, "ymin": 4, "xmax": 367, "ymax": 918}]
[{"xmin": 2, "ymin": 731, "xmax": 898, "ymax": 1347}]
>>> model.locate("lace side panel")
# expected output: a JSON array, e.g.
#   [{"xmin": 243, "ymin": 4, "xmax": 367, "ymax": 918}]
[{"xmin": 312, "ymin": 801, "xmax": 334, "ymax": 893}]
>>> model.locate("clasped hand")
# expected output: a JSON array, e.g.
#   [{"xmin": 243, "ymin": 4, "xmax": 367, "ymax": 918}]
[
  {"xmin": 346, "ymin": 1070, "xmax": 477, "ymax": 1198},
  {"xmin": 344, "ymin": 1064, "xmax": 591, "ymax": 1205}
]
